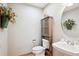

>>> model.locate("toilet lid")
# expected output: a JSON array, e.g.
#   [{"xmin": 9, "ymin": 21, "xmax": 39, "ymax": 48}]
[{"xmin": 32, "ymin": 46, "xmax": 45, "ymax": 51}]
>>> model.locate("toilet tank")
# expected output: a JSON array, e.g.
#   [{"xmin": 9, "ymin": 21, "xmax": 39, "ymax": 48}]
[{"xmin": 42, "ymin": 39, "xmax": 49, "ymax": 49}]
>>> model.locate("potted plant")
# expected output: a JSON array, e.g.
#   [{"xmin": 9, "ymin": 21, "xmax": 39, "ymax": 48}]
[
  {"xmin": 63, "ymin": 19, "xmax": 75, "ymax": 30},
  {"xmin": 0, "ymin": 4, "xmax": 16, "ymax": 29}
]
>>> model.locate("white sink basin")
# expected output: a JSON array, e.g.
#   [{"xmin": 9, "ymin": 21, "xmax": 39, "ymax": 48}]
[{"xmin": 52, "ymin": 41, "xmax": 79, "ymax": 56}]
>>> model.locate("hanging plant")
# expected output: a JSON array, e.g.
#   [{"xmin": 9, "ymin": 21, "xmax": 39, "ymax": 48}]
[
  {"xmin": 63, "ymin": 19, "xmax": 75, "ymax": 30},
  {"xmin": 0, "ymin": 4, "xmax": 16, "ymax": 29}
]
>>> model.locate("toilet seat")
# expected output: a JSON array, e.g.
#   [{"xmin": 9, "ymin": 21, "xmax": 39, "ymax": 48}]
[
  {"xmin": 32, "ymin": 46, "xmax": 45, "ymax": 56},
  {"xmin": 32, "ymin": 46, "xmax": 45, "ymax": 51}
]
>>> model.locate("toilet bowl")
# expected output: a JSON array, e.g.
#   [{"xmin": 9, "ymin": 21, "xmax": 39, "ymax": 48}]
[
  {"xmin": 32, "ymin": 46, "xmax": 45, "ymax": 56},
  {"xmin": 32, "ymin": 39, "xmax": 49, "ymax": 56}
]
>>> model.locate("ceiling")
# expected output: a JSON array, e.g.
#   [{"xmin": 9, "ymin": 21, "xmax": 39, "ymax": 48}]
[
  {"xmin": 26, "ymin": 3, "xmax": 79, "ymax": 11},
  {"xmin": 26, "ymin": 3, "xmax": 48, "ymax": 8},
  {"xmin": 64, "ymin": 3, "xmax": 79, "ymax": 13}
]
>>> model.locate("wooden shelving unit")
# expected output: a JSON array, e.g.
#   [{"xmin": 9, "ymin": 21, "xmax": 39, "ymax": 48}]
[{"xmin": 41, "ymin": 16, "xmax": 53, "ymax": 56}]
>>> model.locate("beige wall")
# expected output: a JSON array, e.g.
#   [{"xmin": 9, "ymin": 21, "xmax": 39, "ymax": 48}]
[
  {"xmin": 43, "ymin": 3, "xmax": 65, "ymax": 42},
  {"xmin": 8, "ymin": 4, "xmax": 42, "ymax": 56},
  {"xmin": 0, "ymin": 29, "xmax": 8, "ymax": 56}
]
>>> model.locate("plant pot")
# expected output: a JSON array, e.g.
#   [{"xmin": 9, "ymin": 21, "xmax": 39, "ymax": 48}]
[{"xmin": 1, "ymin": 14, "xmax": 9, "ymax": 29}]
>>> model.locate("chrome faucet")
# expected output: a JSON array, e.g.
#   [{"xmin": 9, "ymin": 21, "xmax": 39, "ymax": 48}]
[{"xmin": 66, "ymin": 40, "xmax": 74, "ymax": 46}]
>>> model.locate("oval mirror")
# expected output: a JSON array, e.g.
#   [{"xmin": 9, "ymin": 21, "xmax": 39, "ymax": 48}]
[{"xmin": 61, "ymin": 3, "xmax": 79, "ymax": 38}]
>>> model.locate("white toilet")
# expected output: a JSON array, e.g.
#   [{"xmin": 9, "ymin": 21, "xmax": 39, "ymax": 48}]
[
  {"xmin": 32, "ymin": 46, "xmax": 45, "ymax": 56},
  {"xmin": 32, "ymin": 39, "xmax": 49, "ymax": 56}
]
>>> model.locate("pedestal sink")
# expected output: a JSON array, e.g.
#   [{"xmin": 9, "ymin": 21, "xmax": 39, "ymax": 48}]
[{"xmin": 52, "ymin": 41, "xmax": 79, "ymax": 56}]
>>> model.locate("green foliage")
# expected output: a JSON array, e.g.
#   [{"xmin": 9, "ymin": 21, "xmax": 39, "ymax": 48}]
[
  {"xmin": 63, "ymin": 19, "xmax": 75, "ymax": 30},
  {"xmin": 0, "ymin": 4, "xmax": 16, "ymax": 29}
]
